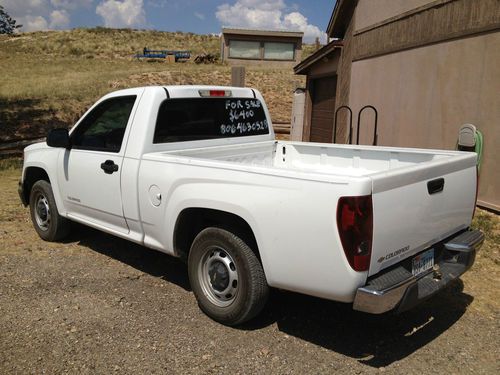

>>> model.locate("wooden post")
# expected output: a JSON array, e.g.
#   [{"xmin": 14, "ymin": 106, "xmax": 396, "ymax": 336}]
[{"xmin": 231, "ymin": 66, "xmax": 245, "ymax": 87}]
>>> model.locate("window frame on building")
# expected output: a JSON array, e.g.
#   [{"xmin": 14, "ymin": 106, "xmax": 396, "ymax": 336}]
[{"xmin": 228, "ymin": 39, "xmax": 296, "ymax": 61}]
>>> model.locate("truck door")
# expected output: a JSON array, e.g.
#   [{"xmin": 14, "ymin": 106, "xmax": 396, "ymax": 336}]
[{"xmin": 58, "ymin": 95, "xmax": 138, "ymax": 234}]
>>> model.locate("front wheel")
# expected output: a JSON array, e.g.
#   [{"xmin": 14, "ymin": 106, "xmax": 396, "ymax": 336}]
[
  {"xmin": 29, "ymin": 180, "xmax": 70, "ymax": 241},
  {"xmin": 188, "ymin": 227, "xmax": 269, "ymax": 326}
]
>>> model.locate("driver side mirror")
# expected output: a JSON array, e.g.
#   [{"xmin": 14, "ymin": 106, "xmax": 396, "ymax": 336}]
[{"xmin": 47, "ymin": 128, "xmax": 71, "ymax": 148}]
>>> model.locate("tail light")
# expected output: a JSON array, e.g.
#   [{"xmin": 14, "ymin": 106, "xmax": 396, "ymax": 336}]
[
  {"xmin": 198, "ymin": 89, "xmax": 232, "ymax": 97},
  {"xmin": 337, "ymin": 195, "xmax": 373, "ymax": 272}
]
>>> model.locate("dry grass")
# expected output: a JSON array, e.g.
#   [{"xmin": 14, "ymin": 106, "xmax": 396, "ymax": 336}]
[
  {"xmin": 472, "ymin": 209, "xmax": 500, "ymax": 258},
  {"xmin": 0, "ymin": 28, "xmax": 309, "ymax": 143},
  {"xmin": 302, "ymin": 43, "xmax": 319, "ymax": 59},
  {"xmin": 463, "ymin": 208, "xmax": 500, "ymax": 315},
  {"xmin": 0, "ymin": 28, "xmax": 220, "ymax": 60},
  {"xmin": 0, "ymin": 54, "xmax": 179, "ymax": 141}
]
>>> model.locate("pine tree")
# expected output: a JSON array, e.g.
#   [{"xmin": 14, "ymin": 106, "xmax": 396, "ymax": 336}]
[{"xmin": 0, "ymin": 6, "xmax": 21, "ymax": 35}]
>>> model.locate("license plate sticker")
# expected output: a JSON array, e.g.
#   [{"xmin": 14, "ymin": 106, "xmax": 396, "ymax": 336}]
[{"xmin": 412, "ymin": 249, "xmax": 434, "ymax": 276}]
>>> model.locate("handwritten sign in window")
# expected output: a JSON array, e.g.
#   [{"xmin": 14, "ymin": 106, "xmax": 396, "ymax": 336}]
[{"xmin": 221, "ymin": 99, "xmax": 268, "ymax": 136}]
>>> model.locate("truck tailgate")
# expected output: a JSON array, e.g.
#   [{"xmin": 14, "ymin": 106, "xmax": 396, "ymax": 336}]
[{"xmin": 369, "ymin": 153, "xmax": 477, "ymax": 276}]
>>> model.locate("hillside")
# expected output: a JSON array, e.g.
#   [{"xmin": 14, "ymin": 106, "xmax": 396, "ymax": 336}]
[
  {"xmin": 0, "ymin": 28, "xmax": 311, "ymax": 147},
  {"xmin": 0, "ymin": 28, "xmax": 221, "ymax": 59}
]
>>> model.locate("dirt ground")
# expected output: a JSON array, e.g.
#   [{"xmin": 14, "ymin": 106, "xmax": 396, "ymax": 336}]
[{"xmin": 1, "ymin": 168, "xmax": 499, "ymax": 374}]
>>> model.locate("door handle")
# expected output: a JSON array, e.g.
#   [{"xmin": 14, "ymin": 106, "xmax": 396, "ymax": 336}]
[
  {"xmin": 100, "ymin": 160, "xmax": 119, "ymax": 174},
  {"xmin": 427, "ymin": 178, "xmax": 444, "ymax": 194}
]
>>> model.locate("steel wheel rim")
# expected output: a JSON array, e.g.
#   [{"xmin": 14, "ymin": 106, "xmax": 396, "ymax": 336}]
[
  {"xmin": 198, "ymin": 246, "xmax": 239, "ymax": 307},
  {"xmin": 34, "ymin": 193, "xmax": 51, "ymax": 231}
]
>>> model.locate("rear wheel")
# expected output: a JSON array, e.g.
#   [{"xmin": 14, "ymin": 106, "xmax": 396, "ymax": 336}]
[
  {"xmin": 188, "ymin": 227, "xmax": 269, "ymax": 326},
  {"xmin": 29, "ymin": 180, "xmax": 70, "ymax": 241}
]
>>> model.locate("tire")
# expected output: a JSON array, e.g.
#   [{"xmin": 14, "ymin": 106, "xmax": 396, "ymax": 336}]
[
  {"xmin": 188, "ymin": 227, "xmax": 269, "ymax": 326},
  {"xmin": 29, "ymin": 180, "xmax": 70, "ymax": 242}
]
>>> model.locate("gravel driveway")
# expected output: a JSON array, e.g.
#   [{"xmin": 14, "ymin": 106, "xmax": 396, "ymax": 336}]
[{"xmin": 1, "ymin": 169, "xmax": 498, "ymax": 374}]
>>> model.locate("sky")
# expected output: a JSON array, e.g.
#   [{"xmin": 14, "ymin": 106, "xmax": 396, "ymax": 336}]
[{"xmin": 2, "ymin": 0, "xmax": 335, "ymax": 43}]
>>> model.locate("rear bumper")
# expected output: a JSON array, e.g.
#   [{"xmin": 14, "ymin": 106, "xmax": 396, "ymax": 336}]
[{"xmin": 353, "ymin": 229, "xmax": 484, "ymax": 314}]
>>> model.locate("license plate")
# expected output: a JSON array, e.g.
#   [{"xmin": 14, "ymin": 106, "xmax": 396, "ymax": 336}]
[{"xmin": 412, "ymin": 249, "xmax": 434, "ymax": 276}]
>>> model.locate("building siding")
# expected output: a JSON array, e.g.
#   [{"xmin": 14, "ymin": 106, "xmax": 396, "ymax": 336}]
[
  {"xmin": 353, "ymin": 0, "xmax": 500, "ymax": 61},
  {"xmin": 334, "ymin": 16, "xmax": 356, "ymax": 143},
  {"xmin": 349, "ymin": 32, "xmax": 500, "ymax": 210},
  {"xmin": 355, "ymin": 0, "xmax": 435, "ymax": 31}
]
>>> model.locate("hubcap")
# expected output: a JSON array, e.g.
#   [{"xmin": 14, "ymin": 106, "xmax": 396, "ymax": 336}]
[
  {"xmin": 199, "ymin": 247, "xmax": 238, "ymax": 307},
  {"xmin": 34, "ymin": 194, "xmax": 51, "ymax": 231},
  {"xmin": 208, "ymin": 261, "xmax": 230, "ymax": 291}
]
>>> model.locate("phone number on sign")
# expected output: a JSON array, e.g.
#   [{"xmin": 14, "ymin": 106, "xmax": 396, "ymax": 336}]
[{"xmin": 220, "ymin": 120, "xmax": 269, "ymax": 135}]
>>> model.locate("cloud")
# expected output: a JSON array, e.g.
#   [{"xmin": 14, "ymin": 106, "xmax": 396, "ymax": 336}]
[
  {"xmin": 2, "ymin": 0, "xmax": 49, "ymax": 15},
  {"xmin": 50, "ymin": 0, "xmax": 93, "ymax": 10},
  {"xmin": 3, "ymin": 0, "xmax": 93, "ymax": 31},
  {"xmin": 283, "ymin": 12, "xmax": 323, "ymax": 42},
  {"xmin": 17, "ymin": 15, "xmax": 49, "ymax": 31},
  {"xmin": 216, "ymin": 0, "xmax": 326, "ymax": 43},
  {"xmin": 96, "ymin": 0, "xmax": 146, "ymax": 28},
  {"xmin": 194, "ymin": 12, "xmax": 205, "ymax": 20},
  {"xmin": 49, "ymin": 9, "xmax": 70, "ymax": 29},
  {"xmin": 2, "ymin": 0, "xmax": 49, "ymax": 32},
  {"xmin": 147, "ymin": 0, "xmax": 168, "ymax": 8}
]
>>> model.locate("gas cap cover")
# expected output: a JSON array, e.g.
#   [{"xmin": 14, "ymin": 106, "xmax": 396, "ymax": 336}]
[{"xmin": 148, "ymin": 185, "xmax": 162, "ymax": 207}]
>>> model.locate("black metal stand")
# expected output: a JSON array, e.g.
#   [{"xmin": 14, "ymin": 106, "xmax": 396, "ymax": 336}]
[
  {"xmin": 333, "ymin": 106, "xmax": 353, "ymax": 144},
  {"xmin": 356, "ymin": 105, "xmax": 378, "ymax": 146},
  {"xmin": 333, "ymin": 105, "xmax": 378, "ymax": 146}
]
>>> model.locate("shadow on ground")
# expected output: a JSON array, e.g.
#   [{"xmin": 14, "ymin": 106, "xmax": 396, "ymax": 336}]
[
  {"xmin": 0, "ymin": 98, "xmax": 67, "ymax": 143},
  {"xmin": 252, "ymin": 283, "xmax": 472, "ymax": 368},
  {"xmin": 69, "ymin": 224, "xmax": 473, "ymax": 368},
  {"xmin": 68, "ymin": 224, "xmax": 190, "ymax": 291}
]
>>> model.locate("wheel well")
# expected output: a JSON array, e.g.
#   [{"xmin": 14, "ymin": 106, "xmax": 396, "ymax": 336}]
[
  {"xmin": 23, "ymin": 167, "xmax": 50, "ymax": 204},
  {"xmin": 174, "ymin": 208, "xmax": 260, "ymax": 263}
]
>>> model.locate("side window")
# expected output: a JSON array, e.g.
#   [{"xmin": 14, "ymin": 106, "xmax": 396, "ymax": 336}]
[{"xmin": 71, "ymin": 96, "xmax": 136, "ymax": 152}]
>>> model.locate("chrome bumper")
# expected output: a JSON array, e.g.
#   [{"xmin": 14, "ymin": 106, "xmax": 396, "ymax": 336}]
[{"xmin": 353, "ymin": 229, "xmax": 484, "ymax": 314}]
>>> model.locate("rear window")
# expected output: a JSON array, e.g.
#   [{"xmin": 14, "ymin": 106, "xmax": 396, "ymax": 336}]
[{"xmin": 153, "ymin": 97, "xmax": 269, "ymax": 143}]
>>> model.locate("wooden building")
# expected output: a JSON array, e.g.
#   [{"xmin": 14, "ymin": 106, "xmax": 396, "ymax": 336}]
[
  {"xmin": 221, "ymin": 28, "xmax": 303, "ymax": 66},
  {"xmin": 294, "ymin": 0, "xmax": 500, "ymax": 211}
]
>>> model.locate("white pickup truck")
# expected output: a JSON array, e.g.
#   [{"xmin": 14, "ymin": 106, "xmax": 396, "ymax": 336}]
[{"xmin": 19, "ymin": 86, "xmax": 483, "ymax": 325}]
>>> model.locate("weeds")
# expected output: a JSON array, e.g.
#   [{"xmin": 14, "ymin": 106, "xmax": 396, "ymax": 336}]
[
  {"xmin": 472, "ymin": 209, "xmax": 500, "ymax": 264},
  {"xmin": 0, "ymin": 158, "xmax": 22, "ymax": 171}
]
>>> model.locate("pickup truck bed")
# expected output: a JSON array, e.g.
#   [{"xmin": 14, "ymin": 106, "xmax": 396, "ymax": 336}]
[{"xmin": 160, "ymin": 140, "xmax": 462, "ymax": 177}]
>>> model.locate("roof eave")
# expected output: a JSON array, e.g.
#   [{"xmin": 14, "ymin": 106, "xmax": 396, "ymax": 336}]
[
  {"xmin": 221, "ymin": 27, "xmax": 304, "ymax": 38},
  {"xmin": 293, "ymin": 41, "xmax": 342, "ymax": 75},
  {"xmin": 326, "ymin": 0, "xmax": 358, "ymax": 38}
]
